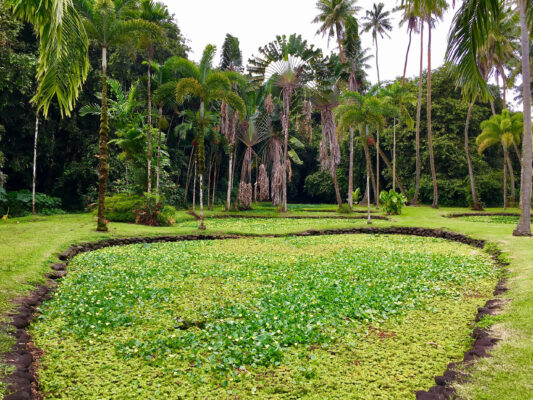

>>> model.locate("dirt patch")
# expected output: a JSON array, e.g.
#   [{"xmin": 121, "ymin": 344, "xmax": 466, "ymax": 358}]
[{"xmin": 1, "ymin": 226, "xmax": 506, "ymax": 400}]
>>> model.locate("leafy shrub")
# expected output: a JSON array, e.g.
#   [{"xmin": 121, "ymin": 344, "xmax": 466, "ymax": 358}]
[
  {"xmin": 337, "ymin": 204, "xmax": 352, "ymax": 214},
  {"xmin": 379, "ymin": 190, "xmax": 407, "ymax": 215},
  {"xmin": 105, "ymin": 193, "xmax": 175, "ymax": 226},
  {"xmin": 105, "ymin": 194, "xmax": 144, "ymax": 223},
  {"xmin": 304, "ymin": 171, "xmax": 335, "ymax": 203},
  {"xmin": 156, "ymin": 205, "xmax": 177, "ymax": 226},
  {"xmin": 0, "ymin": 189, "xmax": 63, "ymax": 217},
  {"xmin": 352, "ymin": 187, "xmax": 362, "ymax": 204}
]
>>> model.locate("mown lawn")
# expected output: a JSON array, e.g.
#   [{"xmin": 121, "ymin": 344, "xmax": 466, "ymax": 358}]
[{"xmin": 0, "ymin": 205, "xmax": 532, "ymax": 399}]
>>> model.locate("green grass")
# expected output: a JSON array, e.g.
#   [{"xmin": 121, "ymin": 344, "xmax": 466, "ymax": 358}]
[
  {"xmin": 31, "ymin": 235, "xmax": 497, "ymax": 399},
  {"xmin": 0, "ymin": 204, "xmax": 532, "ymax": 399}
]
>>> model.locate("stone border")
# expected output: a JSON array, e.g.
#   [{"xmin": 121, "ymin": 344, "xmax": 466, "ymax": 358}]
[{"xmin": 1, "ymin": 227, "xmax": 507, "ymax": 400}]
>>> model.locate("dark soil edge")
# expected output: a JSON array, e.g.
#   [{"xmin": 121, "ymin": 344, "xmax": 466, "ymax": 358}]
[
  {"xmin": 1, "ymin": 226, "xmax": 507, "ymax": 400},
  {"xmin": 445, "ymin": 212, "xmax": 520, "ymax": 218}
]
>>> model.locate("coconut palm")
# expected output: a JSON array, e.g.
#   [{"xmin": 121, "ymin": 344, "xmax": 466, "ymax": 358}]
[
  {"xmin": 220, "ymin": 34, "xmax": 244, "ymax": 211},
  {"xmin": 175, "ymin": 45, "xmax": 246, "ymax": 229},
  {"xmin": 138, "ymin": 0, "xmax": 170, "ymax": 193},
  {"xmin": 10, "ymin": 0, "xmax": 89, "ymax": 117},
  {"xmin": 477, "ymin": 110, "xmax": 523, "ymax": 210},
  {"xmin": 77, "ymin": 0, "xmax": 158, "ymax": 231},
  {"xmin": 312, "ymin": 0, "xmax": 360, "ymax": 63},
  {"xmin": 362, "ymin": 2, "xmax": 392, "ymax": 85},
  {"xmin": 399, "ymin": 3, "xmax": 420, "ymax": 86}
]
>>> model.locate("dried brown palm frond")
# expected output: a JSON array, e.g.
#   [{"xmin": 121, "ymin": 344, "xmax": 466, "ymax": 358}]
[{"xmin": 265, "ymin": 93, "xmax": 274, "ymax": 115}]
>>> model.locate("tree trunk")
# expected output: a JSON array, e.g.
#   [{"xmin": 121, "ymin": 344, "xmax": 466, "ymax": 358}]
[
  {"xmin": 198, "ymin": 173, "xmax": 206, "ymax": 230},
  {"xmin": 464, "ymin": 100, "xmax": 482, "ymax": 210},
  {"xmin": 402, "ymin": 28, "xmax": 413, "ymax": 86},
  {"xmin": 333, "ymin": 166, "xmax": 342, "ymax": 209},
  {"xmin": 207, "ymin": 152, "xmax": 212, "ymax": 209},
  {"xmin": 514, "ymin": 0, "xmax": 532, "ymax": 236},
  {"xmin": 226, "ymin": 149, "xmax": 233, "ymax": 210},
  {"xmin": 97, "ymin": 47, "xmax": 109, "ymax": 232},
  {"xmin": 192, "ymin": 161, "xmax": 197, "ymax": 211},
  {"xmin": 336, "ymin": 24, "xmax": 346, "ymax": 64},
  {"xmin": 393, "ymin": 118, "xmax": 397, "ymax": 192},
  {"xmin": 375, "ymin": 130, "xmax": 380, "ymax": 209},
  {"xmin": 375, "ymin": 38, "xmax": 381, "ymax": 85},
  {"xmin": 503, "ymin": 144, "xmax": 508, "ymax": 211},
  {"xmin": 506, "ymin": 152, "xmax": 516, "ymax": 205},
  {"xmin": 281, "ymin": 88, "xmax": 292, "ymax": 212},
  {"xmin": 156, "ymin": 106, "xmax": 162, "ymax": 196},
  {"xmin": 427, "ymin": 19, "xmax": 438, "ymax": 208},
  {"xmin": 32, "ymin": 112, "xmax": 39, "ymax": 216},
  {"xmin": 198, "ymin": 102, "xmax": 206, "ymax": 229},
  {"xmin": 147, "ymin": 57, "xmax": 152, "ymax": 193},
  {"xmin": 366, "ymin": 174, "xmax": 371, "ymax": 224},
  {"xmin": 211, "ymin": 157, "xmax": 218, "ymax": 210},
  {"xmin": 377, "ymin": 146, "xmax": 409, "ymax": 200},
  {"xmin": 413, "ymin": 23, "xmax": 424, "ymax": 205},
  {"xmin": 348, "ymin": 127, "xmax": 354, "ymax": 209},
  {"xmin": 362, "ymin": 127, "xmax": 378, "ymax": 204},
  {"xmin": 184, "ymin": 145, "xmax": 194, "ymax": 205}
]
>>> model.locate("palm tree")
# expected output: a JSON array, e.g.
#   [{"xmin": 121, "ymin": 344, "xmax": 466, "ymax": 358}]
[
  {"xmin": 362, "ymin": 2, "xmax": 392, "ymax": 85},
  {"xmin": 220, "ymin": 34, "xmax": 244, "ymax": 211},
  {"xmin": 138, "ymin": 0, "xmax": 169, "ymax": 194},
  {"xmin": 175, "ymin": 45, "xmax": 246, "ymax": 229},
  {"xmin": 477, "ymin": 110, "xmax": 523, "ymax": 210},
  {"xmin": 399, "ymin": 3, "xmax": 420, "ymax": 86},
  {"xmin": 313, "ymin": 0, "xmax": 360, "ymax": 64},
  {"xmin": 249, "ymin": 34, "xmax": 321, "ymax": 212},
  {"xmin": 11, "ymin": 0, "xmax": 89, "ymax": 117},
  {"xmin": 77, "ymin": 0, "xmax": 156, "ymax": 231}
]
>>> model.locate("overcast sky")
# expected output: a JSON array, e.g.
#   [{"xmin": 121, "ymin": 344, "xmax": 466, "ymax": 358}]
[{"xmin": 164, "ymin": 0, "xmax": 456, "ymax": 85}]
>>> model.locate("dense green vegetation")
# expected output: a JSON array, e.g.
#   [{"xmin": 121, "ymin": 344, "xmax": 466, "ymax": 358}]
[{"xmin": 31, "ymin": 234, "xmax": 497, "ymax": 398}]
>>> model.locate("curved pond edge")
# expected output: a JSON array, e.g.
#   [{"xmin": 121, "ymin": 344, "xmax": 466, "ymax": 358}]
[{"xmin": 1, "ymin": 226, "xmax": 508, "ymax": 400}]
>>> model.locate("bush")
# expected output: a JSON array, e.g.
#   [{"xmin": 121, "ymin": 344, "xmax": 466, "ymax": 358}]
[
  {"xmin": 379, "ymin": 190, "xmax": 407, "ymax": 215},
  {"xmin": 304, "ymin": 171, "xmax": 335, "ymax": 203},
  {"xmin": 104, "ymin": 193, "xmax": 177, "ymax": 226},
  {"xmin": 157, "ymin": 205, "xmax": 177, "ymax": 226},
  {"xmin": 105, "ymin": 194, "xmax": 144, "ymax": 223},
  {"xmin": 0, "ymin": 189, "xmax": 63, "ymax": 217},
  {"xmin": 352, "ymin": 188, "xmax": 362, "ymax": 204}
]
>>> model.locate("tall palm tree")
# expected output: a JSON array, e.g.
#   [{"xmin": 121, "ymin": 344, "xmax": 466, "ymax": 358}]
[
  {"xmin": 175, "ymin": 45, "xmax": 246, "ymax": 229},
  {"xmin": 139, "ymin": 0, "xmax": 169, "ymax": 193},
  {"xmin": 220, "ymin": 34, "xmax": 244, "ymax": 211},
  {"xmin": 249, "ymin": 34, "xmax": 321, "ymax": 212},
  {"xmin": 77, "ymin": 0, "xmax": 156, "ymax": 231},
  {"xmin": 10, "ymin": 0, "xmax": 89, "ymax": 117},
  {"xmin": 399, "ymin": 3, "xmax": 420, "ymax": 86},
  {"xmin": 313, "ymin": 0, "xmax": 360, "ymax": 64},
  {"xmin": 477, "ymin": 110, "xmax": 523, "ymax": 210},
  {"xmin": 362, "ymin": 2, "xmax": 392, "ymax": 85}
]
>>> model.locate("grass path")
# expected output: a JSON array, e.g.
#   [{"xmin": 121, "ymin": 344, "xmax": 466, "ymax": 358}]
[{"xmin": 0, "ymin": 205, "xmax": 531, "ymax": 398}]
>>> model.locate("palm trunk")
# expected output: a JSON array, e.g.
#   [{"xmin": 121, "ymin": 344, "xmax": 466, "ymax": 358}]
[
  {"xmin": 375, "ymin": 38, "xmax": 381, "ymax": 85},
  {"xmin": 192, "ymin": 161, "xmax": 197, "ymax": 210},
  {"xmin": 198, "ymin": 173, "xmax": 205, "ymax": 230},
  {"xmin": 375, "ymin": 130, "xmax": 380, "ymax": 209},
  {"xmin": 32, "ymin": 112, "xmax": 39, "ymax": 216},
  {"xmin": 413, "ymin": 23, "xmax": 424, "ymax": 205},
  {"xmin": 362, "ymin": 135, "xmax": 377, "ymax": 204},
  {"xmin": 348, "ymin": 127, "xmax": 354, "ymax": 209},
  {"xmin": 427, "ymin": 19, "xmax": 438, "ymax": 208},
  {"xmin": 393, "ymin": 118, "xmax": 397, "ymax": 192},
  {"xmin": 402, "ymin": 28, "xmax": 413, "ymax": 86},
  {"xmin": 97, "ymin": 47, "xmax": 109, "ymax": 232},
  {"xmin": 333, "ymin": 166, "xmax": 342, "ymax": 209},
  {"xmin": 198, "ymin": 101, "xmax": 206, "ymax": 229},
  {"xmin": 147, "ymin": 57, "xmax": 153, "ymax": 193},
  {"xmin": 281, "ymin": 88, "xmax": 292, "ymax": 212},
  {"xmin": 377, "ymin": 145, "xmax": 409, "ymax": 199},
  {"xmin": 465, "ymin": 100, "xmax": 482, "ymax": 210},
  {"xmin": 506, "ymin": 152, "xmax": 516, "ymax": 205},
  {"xmin": 336, "ymin": 25, "xmax": 346, "ymax": 64},
  {"xmin": 226, "ymin": 150, "xmax": 234, "ymax": 211},
  {"xmin": 156, "ymin": 106, "xmax": 162, "ymax": 196},
  {"xmin": 514, "ymin": 142, "xmax": 524, "ymax": 209},
  {"xmin": 184, "ymin": 145, "xmax": 194, "ymax": 205},
  {"xmin": 366, "ymin": 175, "xmax": 372, "ymax": 224},
  {"xmin": 514, "ymin": 0, "xmax": 532, "ymax": 236},
  {"xmin": 211, "ymin": 157, "xmax": 218, "ymax": 210},
  {"xmin": 503, "ymin": 144, "xmax": 508, "ymax": 210}
]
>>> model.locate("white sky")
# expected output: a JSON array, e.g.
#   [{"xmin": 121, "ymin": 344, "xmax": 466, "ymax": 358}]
[{"xmin": 164, "ymin": 0, "xmax": 456, "ymax": 84}]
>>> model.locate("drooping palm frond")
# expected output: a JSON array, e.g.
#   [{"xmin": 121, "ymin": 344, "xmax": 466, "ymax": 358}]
[
  {"xmin": 163, "ymin": 57, "xmax": 200, "ymax": 81},
  {"xmin": 199, "ymin": 44, "xmax": 217, "ymax": 82},
  {"xmin": 11, "ymin": 0, "xmax": 89, "ymax": 117},
  {"xmin": 204, "ymin": 72, "xmax": 232, "ymax": 93},
  {"xmin": 153, "ymin": 81, "xmax": 178, "ymax": 107},
  {"xmin": 175, "ymin": 78, "xmax": 204, "ymax": 104}
]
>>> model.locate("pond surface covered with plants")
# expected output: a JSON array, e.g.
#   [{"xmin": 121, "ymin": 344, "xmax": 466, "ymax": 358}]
[{"xmin": 32, "ymin": 234, "xmax": 498, "ymax": 399}]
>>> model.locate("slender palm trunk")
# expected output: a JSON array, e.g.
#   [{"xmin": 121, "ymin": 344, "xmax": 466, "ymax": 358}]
[
  {"xmin": 336, "ymin": 25, "xmax": 346, "ymax": 64},
  {"xmin": 377, "ymin": 146, "xmax": 409, "ymax": 199},
  {"xmin": 465, "ymin": 100, "xmax": 482, "ymax": 210},
  {"xmin": 226, "ymin": 149, "xmax": 234, "ymax": 210},
  {"xmin": 366, "ymin": 175, "xmax": 371, "ymax": 224},
  {"xmin": 281, "ymin": 88, "xmax": 292, "ymax": 212},
  {"xmin": 506, "ymin": 153, "xmax": 516, "ymax": 205},
  {"xmin": 375, "ymin": 130, "xmax": 380, "ymax": 209},
  {"xmin": 375, "ymin": 38, "xmax": 381, "ymax": 85},
  {"xmin": 198, "ymin": 173, "xmax": 205, "ymax": 229},
  {"xmin": 198, "ymin": 101, "xmax": 206, "ymax": 229},
  {"xmin": 147, "ymin": 57, "xmax": 153, "ymax": 193},
  {"xmin": 192, "ymin": 161, "xmax": 197, "ymax": 211},
  {"xmin": 348, "ymin": 127, "xmax": 354, "ymax": 209},
  {"xmin": 393, "ymin": 118, "xmax": 397, "ymax": 192},
  {"xmin": 362, "ymin": 140, "xmax": 377, "ymax": 203},
  {"xmin": 514, "ymin": 0, "xmax": 532, "ymax": 236},
  {"xmin": 413, "ymin": 23, "xmax": 424, "ymax": 205},
  {"xmin": 402, "ymin": 28, "xmax": 413, "ymax": 86},
  {"xmin": 211, "ymin": 158, "xmax": 218, "ymax": 210},
  {"xmin": 156, "ymin": 106, "xmax": 162, "ymax": 196},
  {"xmin": 333, "ymin": 166, "xmax": 342, "ymax": 209},
  {"xmin": 184, "ymin": 145, "xmax": 194, "ymax": 205},
  {"xmin": 427, "ymin": 19, "xmax": 438, "ymax": 208},
  {"xmin": 97, "ymin": 47, "xmax": 109, "ymax": 232},
  {"xmin": 503, "ymin": 143, "xmax": 508, "ymax": 210},
  {"xmin": 32, "ymin": 112, "xmax": 39, "ymax": 216}
]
